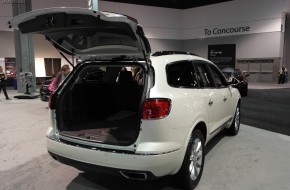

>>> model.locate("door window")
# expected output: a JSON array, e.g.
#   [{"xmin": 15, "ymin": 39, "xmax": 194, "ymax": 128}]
[
  {"xmin": 209, "ymin": 65, "xmax": 228, "ymax": 88},
  {"xmin": 195, "ymin": 62, "xmax": 214, "ymax": 88}
]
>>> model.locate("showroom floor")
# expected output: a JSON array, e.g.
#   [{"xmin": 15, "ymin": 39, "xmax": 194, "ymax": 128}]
[{"xmin": 0, "ymin": 84, "xmax": 290, "ymax": 190}]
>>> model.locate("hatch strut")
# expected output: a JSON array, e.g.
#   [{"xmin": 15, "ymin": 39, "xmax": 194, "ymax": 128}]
[
  {"xmin": 141, "ymin": 49, "xmax": 150, "ymax": 73},
  {"xmin": 58, "ymin": 50, "xmax": 75, "ymax": 69},
  {"xmin": 45, "ymin": 36, "xmax": 75, "ymax": 69},
  {"xmin": 136, "ymin": 26, "xmax": 151, "ymax": 73}
]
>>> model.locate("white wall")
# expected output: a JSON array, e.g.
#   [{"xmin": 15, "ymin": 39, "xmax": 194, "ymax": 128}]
[
  {"xmin": 98, "ymin": 0, "xmax": 290, "ymax": 40},
  {"xmin": 33, "ymin": 34, "xmax": 62, "ymax": 58},
  {"xmin": 0, "ymin": 1, "xmax": 13, "ymax": 32},
  {"xmin": 181, "ymin": 0, "xmax": 289, "ymax": 60},
  {"xmin": 182, "ymin": 0, "xmax": 288, "ymax": 39},
  {"xmin": 182, "ymin": 32, "xmax": 282, "ymax": 59},
  {"xmin": 31, "ymin": 0, "xmax": 87, "ymax": 10},
  {"xmin": 99, "ymin": 0, "xmax": 289, "ymax": 59},
  {"xmin": 148, "ymin": 38, "xmax": 182, "ymax": 53},
  {"xmin": 99, "ymin": 1, "xmax": 182, "ymax": 39},
  {"xmin": 0, "ymin": 31, "xmax": 15, "ymax": 57},
  {"xmin": 34, "ymin": 58, "xmax": 45, "ymax": 77}
]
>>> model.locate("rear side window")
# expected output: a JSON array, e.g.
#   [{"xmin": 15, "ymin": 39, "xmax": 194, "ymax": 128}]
[{"xmin": 166, "ymin": 61, "xmax": 198, "ymax": 88}]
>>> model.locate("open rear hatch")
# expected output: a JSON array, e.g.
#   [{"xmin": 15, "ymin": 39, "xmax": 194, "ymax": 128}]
[
  {"xmin": 8, "ymin": 8, "xmax": 151, "ymax": 146},
  {"xmin": 8, "ymin": 7, "xmax": 151, "ymax": 60}
]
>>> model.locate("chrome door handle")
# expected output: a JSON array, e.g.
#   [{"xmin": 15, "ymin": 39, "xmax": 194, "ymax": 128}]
[
  {"xmin": 223, "ymin": 97, "xmax": 227, "ymax": 102},
  {"xmin": 208, "ymin": 100, "xmax": 213, "ymax": 106}
]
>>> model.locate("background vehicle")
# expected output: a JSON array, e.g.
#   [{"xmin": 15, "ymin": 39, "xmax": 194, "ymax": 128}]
[
  {"xmin": 39, "ymin": 79, "xmax": 52, "ymax": 101},
  {"xmin": 222, "ymin": 68, "xmax": 249, "ymax": 96},
  {"xmin": 9, "ymin": 8, "xmax": 241, "ymax": 190}
]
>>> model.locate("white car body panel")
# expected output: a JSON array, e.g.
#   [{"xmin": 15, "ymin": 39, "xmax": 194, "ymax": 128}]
[
  {"xmin": 44, "ymin": 53, "xmax": 240, "ymax": 177},
  {"xmin": 46, "ymin": 134, "xmax": 181, "ymax": 177}
]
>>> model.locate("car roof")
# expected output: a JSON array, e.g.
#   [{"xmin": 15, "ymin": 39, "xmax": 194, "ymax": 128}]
[{"xmin": 150, "ymin": 54, "xmax": 212, "ymax": 67}]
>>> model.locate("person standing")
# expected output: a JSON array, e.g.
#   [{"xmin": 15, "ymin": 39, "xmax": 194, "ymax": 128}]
[
  {"xmin": 54, "ymin": 64, "xmax": 71, "ymax": 89},
  {"xmin": 278, "ymin": 65, "xmax": 288, "ymax": 84},
  {"xmin": 0, "ymin": 66, "xmax": 11, "ymax": 100}
]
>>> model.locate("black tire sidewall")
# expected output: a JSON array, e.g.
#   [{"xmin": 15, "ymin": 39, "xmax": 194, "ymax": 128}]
[
  {"xmin": 227, "ymin": 104, "xmax": 241, "ymax": 136},
  {"xmin": 176, "ymin": 130, "xmax": 205, "ymax": 190},
  {"xmin": 40, "ymin": 95, "xmax": 45, "ymax": 101}
]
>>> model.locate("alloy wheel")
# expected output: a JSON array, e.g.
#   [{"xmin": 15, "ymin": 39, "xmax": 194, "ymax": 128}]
[
  {"xmin": 189, "ymin": 138, "xmax": 203, "ymax": 180},
  {"xmin": 235, "ymin": 107, "xmax": 240, "ymax": 131}
]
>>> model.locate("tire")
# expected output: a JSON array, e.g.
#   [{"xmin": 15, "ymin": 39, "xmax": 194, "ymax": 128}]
[
  {"xmin": 226, "ymin": 104, "xmax": 240, "ymax": 136},
  {"xmin": 175, "ymin": 130, "xmax": 205, "ymax": 190},
  {"xmin": 40, "ymin": 94, "xmax": 45, "ymax": 101},
  {"xmin": 244, "ymin": 86, "xmax": 248, "ymax": 96}
]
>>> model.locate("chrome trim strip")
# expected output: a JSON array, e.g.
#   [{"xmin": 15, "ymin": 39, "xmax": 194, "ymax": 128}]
[
  {"xmin": 209, "ymin": 117, "xmax": 233, "ymax": 135},
  {"xmin": 52, "ymin": 137, "xmax": 180, "ymax": 156},
  {"xmin": 120, "ymin": 171, "xmax": 148, "ymax": 180}
]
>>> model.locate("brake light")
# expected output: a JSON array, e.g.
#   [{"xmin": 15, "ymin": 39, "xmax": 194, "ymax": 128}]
[
  {"xmin": 142, "ymin": 99, "xmax": 171, "ymax": 119},
  {"xmin": 240, "ymin": 75, "xmax": 245, "ymax": 81}
]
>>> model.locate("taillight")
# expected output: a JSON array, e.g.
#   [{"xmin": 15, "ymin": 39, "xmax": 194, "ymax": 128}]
[
  {"xmin": 142, "ymin": 99, "xmax": 171, "ymax": 119},
  {"xmin": 240, "ymin": 75, "xmax": 245, "ymax": 81}
]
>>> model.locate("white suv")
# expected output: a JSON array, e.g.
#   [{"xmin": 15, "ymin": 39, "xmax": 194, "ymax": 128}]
[{"xmin": 9, "ymin": 8, "xmax": 241, "ymax": 190}]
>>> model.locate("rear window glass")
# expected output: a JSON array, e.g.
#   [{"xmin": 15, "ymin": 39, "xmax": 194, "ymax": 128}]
[
  {"xmin": 166, "ymin": 61, "xmax": 198, "ymax": 88},
  {"xmin": 79, "ymin": 65, "xmax": 144, "ymax": 86},
  {"xmin": 48, "ymin": 30, "xmax": 136, "ymax": 50}
]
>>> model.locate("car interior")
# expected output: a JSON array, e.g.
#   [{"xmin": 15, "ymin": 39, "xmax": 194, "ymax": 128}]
[{"xmin": 57, "ymin": 65, "xmax": 145, "ymax": 145}]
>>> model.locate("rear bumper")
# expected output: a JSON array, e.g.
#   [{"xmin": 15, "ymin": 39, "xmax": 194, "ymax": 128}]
[
  {"xmin": 48, "ymin": 151, "xmax": 156, "ymax": 180},
  {"xmin": 46, "ymin": 137, "xmax": 182, "ymax": 178}
]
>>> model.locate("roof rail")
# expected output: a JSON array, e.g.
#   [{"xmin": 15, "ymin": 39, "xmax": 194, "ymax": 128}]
[{"xmin": 151, "ymin": 51, "xmax": 198, "ymax": 57}]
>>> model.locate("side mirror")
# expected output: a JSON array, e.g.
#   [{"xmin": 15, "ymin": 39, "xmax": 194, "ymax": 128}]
[{"xmin": 228, "ymin": 78, "xmax": 239, "ymax": 85}]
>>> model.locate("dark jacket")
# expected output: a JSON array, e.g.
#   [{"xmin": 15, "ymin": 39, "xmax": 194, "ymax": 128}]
[{"xmin": 0, "ymin": 72, "xmax": 7, "ymax": 85}]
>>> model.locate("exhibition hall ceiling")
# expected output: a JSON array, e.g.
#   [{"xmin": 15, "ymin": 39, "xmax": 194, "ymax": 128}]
[{"xmin": 100, "ymin": 0, "xmax": 233, "ymax": 9}]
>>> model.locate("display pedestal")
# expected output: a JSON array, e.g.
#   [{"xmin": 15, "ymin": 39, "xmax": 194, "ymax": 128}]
[
  {"xmin": 14, "ymin": 75, "xmax": 39, "ymax": 99},
  {"xmin": 14, "ymin": 94, "xmax": 39, "ymax": 99}
]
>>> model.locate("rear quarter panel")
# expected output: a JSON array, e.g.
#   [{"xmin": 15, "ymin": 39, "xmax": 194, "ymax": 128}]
[{"xmin": 137, "ymin": 59, "xmax": 210, "ymax": 174}]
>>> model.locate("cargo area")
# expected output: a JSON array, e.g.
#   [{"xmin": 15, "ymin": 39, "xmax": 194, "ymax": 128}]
[{"xmin": 57, "ymin": 65, "xmax": 145, "ymax": 146}]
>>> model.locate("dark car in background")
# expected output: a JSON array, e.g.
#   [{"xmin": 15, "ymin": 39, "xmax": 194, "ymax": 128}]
[
  {"xmin": 39, "ymin": 79, "xmax": 52, "ymax": 101},
  {"xmin": 222, "ymin": 68, "xmax": 249, "ymax": 96}
]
